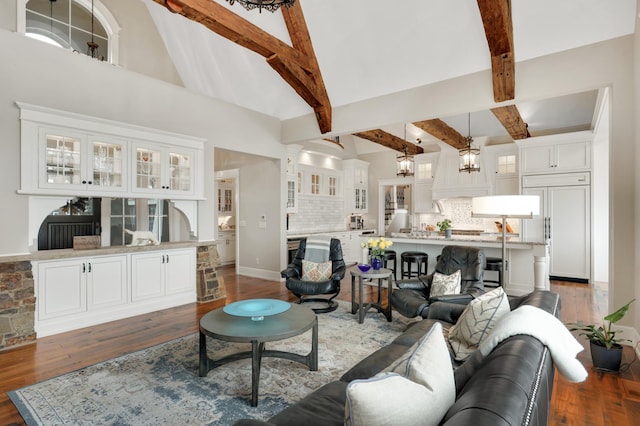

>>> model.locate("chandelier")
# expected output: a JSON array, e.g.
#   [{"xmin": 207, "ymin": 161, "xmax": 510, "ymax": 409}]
[
  {"xmin": 397, "ymin": 124, "xmax": 415, "ymax": 177},
  {"xmin": 226, "ymin": 0, "xmax": 296, "ymax": 13},
  {"xmin": 86, "ymin": 0, "xmax": 103, "ymax": 60},
  {"xmin": 459, "ymin": 112, "xmax": 480, "ymax": 173}
]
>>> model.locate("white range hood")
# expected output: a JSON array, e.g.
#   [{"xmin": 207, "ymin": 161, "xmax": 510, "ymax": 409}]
[{"xmin": 431, "ymin": 150, "xmax": 492, "ymax": 200}]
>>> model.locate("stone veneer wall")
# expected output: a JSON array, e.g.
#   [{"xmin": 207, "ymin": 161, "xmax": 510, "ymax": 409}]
[
  {"xmin": 196, "ymin": 244, "xmax": 226, "ymax": 302},
  {"xmin": 0, "ymin": 261, "xmax": 36, "ymax": 351}
]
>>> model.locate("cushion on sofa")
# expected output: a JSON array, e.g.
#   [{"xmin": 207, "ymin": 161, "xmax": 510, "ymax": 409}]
[
  {"xmin": 430, "ymin": 270, "xmax": 461, "ymax": 297},
  {"xmin": 448, "ymin": 287, "xmax": 510, "ymax": 361},
  {"xmin": 345, "ymin": 322, "xmax": 455, "ymax": 426}
]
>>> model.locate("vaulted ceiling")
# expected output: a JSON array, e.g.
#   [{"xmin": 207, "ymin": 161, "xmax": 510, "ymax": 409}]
[{"xmin": 144, "ymin": 0, "xmax": 636, "ymax": 154}]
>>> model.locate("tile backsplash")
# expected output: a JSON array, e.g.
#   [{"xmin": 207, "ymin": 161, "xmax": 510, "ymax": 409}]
[
  {"xmin": 287, "ymin": 196, "xmax": 348, "ymax": 234},
  {"xmin": 416, "ymin": 198, "xmax": 520, "ymax": 233}
]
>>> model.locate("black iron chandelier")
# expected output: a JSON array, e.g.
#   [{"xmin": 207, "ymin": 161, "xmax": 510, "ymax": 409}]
[
  {"xmin": 459, "ymin": 112, "xmax": 480, "ymax": 173},
  {"xmin": 397, "ymin": 124, "xmax": 415, "ymax": 177},
  {"xmin": 226, "ymin": 0, "xmax": 296, "ymax": 13}
]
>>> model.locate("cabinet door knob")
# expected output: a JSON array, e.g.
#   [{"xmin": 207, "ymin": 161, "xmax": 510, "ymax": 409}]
[
  {"xmin": 82, "ymin": 263, "xmax": 86, "ymax": 273},
  {"xmin": 88, "ymin": 262, "xmax": 92, "ymax": 272}
]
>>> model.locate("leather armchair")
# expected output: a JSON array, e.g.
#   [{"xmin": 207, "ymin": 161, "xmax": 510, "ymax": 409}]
[
  {"xmin": 390, "ymin": 245, "xmax": 486, "ymax": 318},
  {"xmin": 281, "ymin": 238, "xmax": 346, "ymax": 313}
]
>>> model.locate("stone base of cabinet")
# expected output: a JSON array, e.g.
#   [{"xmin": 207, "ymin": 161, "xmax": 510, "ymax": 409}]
[
  {"xmin": 196, "ymin": 245, "xmax": 226, "ymax": 303},
  {"xmin": 0, "ymin": 261, "xmax": 36, "ymax": 351}
]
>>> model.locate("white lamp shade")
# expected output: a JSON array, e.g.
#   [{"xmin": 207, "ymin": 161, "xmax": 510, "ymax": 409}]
[{"xmin": 471, "ymin": 195, "xmax": 540, "ymax": 218}]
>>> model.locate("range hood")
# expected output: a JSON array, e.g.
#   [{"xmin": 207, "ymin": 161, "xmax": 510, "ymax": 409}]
[{"xmin": 431, "ymin": 151, "xmax": 492, "ymax": 200}]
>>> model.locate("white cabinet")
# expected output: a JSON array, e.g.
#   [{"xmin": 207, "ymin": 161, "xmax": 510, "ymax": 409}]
[
  {"xmin": 36, "ymin": 254, "xmax": 127, "ymax": 321},
  {"xmin": 522, "ymin": 173, "xmax": 591, "ymax": 281},
  {"xmin": 130, "ymin": 248, "xmax": 196, "ymax": 301},
  {"xmin": 330, "ymin": 232, "xmax": 351, "ymax": 263},
  {"xmin": 217, "ymin": 232, "xmax": 236, "ymax": 265},
  {"xmin": 18, "ymin": 104, "xmax": 205, "ymax": 200},
  {"xmin": 414, "ymin": 153, "xmax": 439, "ymax": 213},
  {"xmin": 131, "ymin": 141, "xmax": 197, "ymax": 198},
  {"xmin": 35, "ymin": 128, "xmax": 128, "ymax": 194},
  {"xmin": 414, "ymin": 182, "xmax": 439, "ymax": 213},
  {"xmin": 343, "ymin": 159, "xmax": 369, "ymax": 214},
  {"xmin": 519, "ymin": 137, "xmax": 591, "ymax": 174},
  {"xmin": 217, "ymin": 179, "xmax": 234, "ymax": 214}
]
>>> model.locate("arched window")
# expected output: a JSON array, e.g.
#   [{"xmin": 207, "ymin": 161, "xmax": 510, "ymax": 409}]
[{"xmin": 19, "ymin": 0, "xmax": 120, "ymax": 63}]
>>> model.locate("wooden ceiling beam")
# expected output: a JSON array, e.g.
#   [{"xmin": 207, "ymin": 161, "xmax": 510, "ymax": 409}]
[
  {"xmin": 477, "ymin": 0, "xmax": 515, "ymax": 102},
  {"xmin": 412, "ymin": 119, "xmax": 469, "ymax": 150},
  {"xmin": 154, "ymin": 0, "xmax": 332, "ymax": 133},
  {"xmin": 491, "ymin": 105, "xmax": 530, "ymax": 139},
  {"xmin": 353, "ymin": 130, "xmax": 423, "ymax": 155}
]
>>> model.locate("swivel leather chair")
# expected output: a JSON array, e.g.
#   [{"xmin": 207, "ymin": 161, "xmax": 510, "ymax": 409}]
[
  {"xmin": 281, "ymin": 237, "xmax": 346, "ymax": 313},
  {"xmin": 390, "ymin": 245, "xmax": 486, "ymax": 319}
]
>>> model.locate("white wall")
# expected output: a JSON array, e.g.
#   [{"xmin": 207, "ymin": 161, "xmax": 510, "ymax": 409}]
[{"xmin": 593, "ymin": 91, "xmax": 610, "ymax": 283}]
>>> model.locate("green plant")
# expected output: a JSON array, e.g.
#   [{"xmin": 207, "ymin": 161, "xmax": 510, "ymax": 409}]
[
  {"xmin": 568, "ymin": 299, "xmax": 635, "ymax": 349},
  {"xmin": 436, "ymin": 219, "xmax": 452, "ymax": 232}
]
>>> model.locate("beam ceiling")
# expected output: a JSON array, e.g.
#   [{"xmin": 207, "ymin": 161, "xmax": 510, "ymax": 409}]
[
  {"xmin": 412, "ymin": 119, "xmax": 469, "ymax": 150},
  {"xmin": 477, "ymin": 0, "xmax": 515, "ymax": 102},
  {"xmin": 353, "ymin": 130, "xmax": 424, "ymax": 155},
  {"xmin": 491, "ymin": 105, "xmax": 530, "ymax": 139},
  {"xmin": 155, "ymin": 0, "xmax": 332, "ymax": 133}
]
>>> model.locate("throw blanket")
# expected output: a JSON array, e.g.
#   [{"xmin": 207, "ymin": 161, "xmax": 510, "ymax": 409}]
[
  {"xmin": 304, "ymin": 235, "xmax": 332, "ymax": 262},
  {"xmin": 478, "ymin": 305, "xmax": 588, "ymax": 383}
]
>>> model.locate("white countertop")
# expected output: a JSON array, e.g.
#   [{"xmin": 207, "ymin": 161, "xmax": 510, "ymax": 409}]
[{"xmin": 386, "ymin": 234, "xmax": 547, "ymax": 248}]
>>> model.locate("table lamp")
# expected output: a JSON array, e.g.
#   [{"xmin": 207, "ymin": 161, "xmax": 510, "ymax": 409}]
[{"xmin": 471, "ymin": 195, "xmax": 540, "ymax": 289}]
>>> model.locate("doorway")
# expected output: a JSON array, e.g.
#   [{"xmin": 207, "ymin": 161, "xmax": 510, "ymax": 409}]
[{"xmin": 216, "ymin": 169, "xmax": 240, "ymax": 274}]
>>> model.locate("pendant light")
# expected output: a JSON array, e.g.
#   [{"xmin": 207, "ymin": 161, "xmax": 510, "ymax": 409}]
[
  {"xmin": 226, "ymin": 0, "xmax": 296, "ymax": 13},
  {"xmin": 86, "ymin": 0, "xmax": 102, "ymax": 60},
  {"xmin": 459, "ymin": 112, "xmax": 480, "ymax": 173},
  {"xmin": 397, "ymin": 124, "xmax": 415, "ymax": 177}
]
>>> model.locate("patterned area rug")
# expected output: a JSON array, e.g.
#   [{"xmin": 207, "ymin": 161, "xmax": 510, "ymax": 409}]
[{"xmin": 9, "ymin": 302, "xmax": 414, "ymax": 425}]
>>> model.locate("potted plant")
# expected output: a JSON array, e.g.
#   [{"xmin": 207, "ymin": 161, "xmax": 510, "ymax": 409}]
[
  {"xmin": 361, "ymin": 237, "xmax": 393, "ymax": 270},
  {"xmin": 437, "ymin": 219, "xmax": 452, "ymax": 239},
  {"xmin": 568, "ymin": 299, "xmax": 635, "ymax": 372}
]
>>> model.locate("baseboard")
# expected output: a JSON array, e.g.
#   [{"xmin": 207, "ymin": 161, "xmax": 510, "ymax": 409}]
[
  {"xmin": 613, "ymin": 324, "xmax": 640, "ymax": 360},
  {"xmin": 237, "ymin": 266, "xmax": 281, "ymax": 281}
]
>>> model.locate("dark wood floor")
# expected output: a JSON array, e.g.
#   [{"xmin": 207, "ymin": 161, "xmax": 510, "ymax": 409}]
[{"xmin": 1, "ymin": 266, "xmax": 639, "ymax": 425}]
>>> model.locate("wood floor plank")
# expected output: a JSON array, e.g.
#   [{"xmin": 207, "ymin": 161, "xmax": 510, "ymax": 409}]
[{"xmin": 0, "ymin": 265, "xmax": 636, "ymax": 425}]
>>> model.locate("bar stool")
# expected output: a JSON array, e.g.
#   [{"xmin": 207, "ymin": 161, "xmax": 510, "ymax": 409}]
[
  {"xmin": 485, "ymin": 257, "xmax": 503, "ymax": 287},
  {"xmin": 382, "ymin": 250, "xmax": 397, "ymax": 283},
  {"xmin": 400, "ymin": 251, "xmax": 429, "ymax": 279}
]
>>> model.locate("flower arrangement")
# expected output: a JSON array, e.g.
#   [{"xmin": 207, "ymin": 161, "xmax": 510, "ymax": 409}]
[{"xmin": 361, "ymin": 237, "xmax": 393, "ymax": 260}]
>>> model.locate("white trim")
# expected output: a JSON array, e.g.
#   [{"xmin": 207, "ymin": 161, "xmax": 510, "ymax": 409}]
[{"xmin": 18, "ymin": 0, "xmax": 121, "ymax": 64}]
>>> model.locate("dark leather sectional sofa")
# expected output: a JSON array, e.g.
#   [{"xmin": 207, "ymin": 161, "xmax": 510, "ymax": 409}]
[{"xmin": 235, "ymin": 290, "xmax": 561, "ymax": 426}]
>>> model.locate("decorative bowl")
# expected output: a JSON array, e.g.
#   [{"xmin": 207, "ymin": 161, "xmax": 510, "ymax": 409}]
[{"xmin": 357, "ymin": 264, "xmax": 372, "ymax": 272}]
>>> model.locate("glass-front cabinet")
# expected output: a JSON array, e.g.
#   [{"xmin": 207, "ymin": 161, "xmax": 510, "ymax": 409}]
[
  {"xmin": 132, "ymin": 142, "xmax": 194, "ymax": 197},
  {"xmin": 41, "ymin": 130, "xmax": 126, "ymax": 193}
]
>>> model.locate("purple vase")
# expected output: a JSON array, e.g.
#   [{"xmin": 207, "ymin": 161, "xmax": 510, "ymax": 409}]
[{"xmin": 371, "ymin": 257, "xmax": 382, "ymax": 270}]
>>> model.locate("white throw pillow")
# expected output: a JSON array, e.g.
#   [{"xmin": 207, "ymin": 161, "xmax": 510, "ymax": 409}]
[
  {"xmin": 430, "ymin": 270, "xmax": 461, "ymax": 297},
  {"xmin": 345, "ymin": 322, "xmax": 455, "ymax": 426},
  {"xmin": 301, "ymin": 260, "xmax": 332, "ymax": 281},
  {"xmin": 448, "ymin": 287, "xmax": 511, "ymax": 361}
]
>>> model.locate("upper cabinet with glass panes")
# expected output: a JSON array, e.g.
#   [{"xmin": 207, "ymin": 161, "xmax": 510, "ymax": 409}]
[
  {"xmin": 39, "ymin": 128, "xmax": 127, "ymax": 193},
  {"xmin": 18, "ymin": 103, "xmax": 205, "ymax": 200},
  {"xmin": 131, "ymin": 142, "xmax": 196, "ymax": 197}
]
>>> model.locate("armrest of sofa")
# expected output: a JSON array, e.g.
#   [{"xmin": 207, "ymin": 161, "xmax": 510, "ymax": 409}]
[
  {"xmin": 429, "ymin": 293, "xmax": 474, "ymax": 305},
  {"xmin": 330, "ymin": 263, "xmax": 346, "ymax": 281},
  {"xmin": 427, "ymin": 301, "xmax": 467, "ymax": 324}
]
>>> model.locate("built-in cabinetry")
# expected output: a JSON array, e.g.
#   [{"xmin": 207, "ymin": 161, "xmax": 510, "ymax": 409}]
[
  {"xmin": 297, "ymin": 164, "xmax": 342, "ymax": 198},
  {"xmin": 286, "ymin": 145, "xmax": 301, "ymax": 213},
  {"xmin": 522, "ymin": 173, "xmax": 591, "ymax": 281},
  {"xmin": 484, "ymin": 144, "xmax": 519, "ymax": 195},
  {"xmin": 18, "ymin": 103, "xmax": 205, "ymax": 200},
  {"xmin": 217, "ymin": 231, "xmax": 236, "ymax": 265},
  {"xmin": 34, "ymin": 247, "xmax": 196, "ymax": 337},
  {"xmin": 217, "ymin": 179, "xmax": 234, "ymax": 214},
  {"xmin": 343, "ymin": 159, "xmax": 369, "ymax": 213},
  {"xmin": 519, "ymin": 133, "xmax": 591, "ymax": 174},
  {"xmin": 131, "ymin": 141, "xmax": 196, "ymax": 197},
  {"xmin": 413, "ymin": 153, "xmax": 439, "ymax": 213},
  {"xmin": 518, "ymin": 132, "xmax": 592, "ymax": 282}
]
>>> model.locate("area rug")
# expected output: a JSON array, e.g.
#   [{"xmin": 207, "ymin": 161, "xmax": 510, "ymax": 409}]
[{"xmin": 9, "ymin": 302, "xmax": 415, "ymax": 425}]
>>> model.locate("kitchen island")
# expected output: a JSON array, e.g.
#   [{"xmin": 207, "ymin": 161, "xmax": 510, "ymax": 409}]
[{"xmin": 369, "ymin": 234, "xmax": 548, "ymax": 296}]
